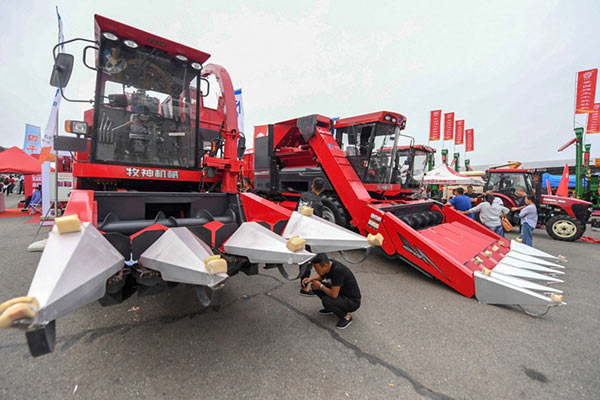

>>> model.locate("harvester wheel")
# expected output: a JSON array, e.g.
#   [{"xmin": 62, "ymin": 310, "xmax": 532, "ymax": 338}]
[
  {"xmin": 545, "ymin": 215, "xmax": 585, "ymax": 241},
  {"xmin": 321, "ymin": 195, "xmax": 349, "ymax": 228}
]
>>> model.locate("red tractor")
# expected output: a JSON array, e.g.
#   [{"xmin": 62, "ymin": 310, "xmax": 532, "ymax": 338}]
[
  {"xmin": 0, "ymin": 15, "xmax": 371, "ymax": 356},
  {"xmin": 246, "ymin": 112, "xmax": 568, "ymax": 316},
  {"xmin": 484, "ymin": 168, "xmax": 593, "ymax": 241}
]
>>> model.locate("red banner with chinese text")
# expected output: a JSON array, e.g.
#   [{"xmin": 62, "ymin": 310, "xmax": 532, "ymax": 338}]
[
  {"xmin": 465, "ymin": 129, "xmax": 474, "ymax": 152},
  {"xmin": 444, "ymin": 112, "xmax": 454, "ymax": 140},
  {"xmin": 429, "ymin": 110, "xmax": 441, "ymax": 141},
  {"xmin": 587, "ymin": 103, "xmax": 600, "ymax": 133},
  {"xmin": 576, "ymin": 69, "xmax": 597, "ymax": 114},
  {"xmin": 455, "ymin": 120, "xmax": 464, "ymax": 144}
]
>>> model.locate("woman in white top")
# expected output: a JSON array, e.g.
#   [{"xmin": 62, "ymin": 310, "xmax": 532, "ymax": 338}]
[{"xmin": 463, "ymin": 193, "xmax": 509, "ymax": 237}]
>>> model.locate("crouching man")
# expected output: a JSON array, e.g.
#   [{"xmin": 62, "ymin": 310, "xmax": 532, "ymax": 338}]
[{"xmin": 302, "ymin": 253, "xmax": 361, "ymax": 329}]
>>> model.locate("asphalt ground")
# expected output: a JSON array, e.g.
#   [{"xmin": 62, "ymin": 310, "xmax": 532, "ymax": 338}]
[{"xmin": 0, "ymin": 194, "xmax": 599, "ymax": 399}]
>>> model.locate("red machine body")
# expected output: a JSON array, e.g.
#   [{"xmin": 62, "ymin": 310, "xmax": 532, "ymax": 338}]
[
  {"xmin": 58, "ymin": 15, "xmax": 304, "ymax": 302},
  {"xmin": 248, "ymin": 113, "xmax": 511, "ymax": 298}
]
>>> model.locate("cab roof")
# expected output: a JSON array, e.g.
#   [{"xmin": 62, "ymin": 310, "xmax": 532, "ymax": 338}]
[
  {"xmin": 94, "ymin": 15, "xmax": 211, "ymax": 65},
  {"xmin": 334, "ymin": 111, "xmax": 407, "ymax": 128}
]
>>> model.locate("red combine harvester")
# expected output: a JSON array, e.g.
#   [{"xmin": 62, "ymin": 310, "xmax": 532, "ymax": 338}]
[
  {"xmin": 247, "ymin": 113, "xmax": 568, "ymax": 316},
  {"xmin": 484, "ymin": 168, "xmax": 593, "ymax": 241},
  {"xmin": 0, "ymin": 15, "xmax": 372, "ymax": 356},
  {"xmin": 248, "ymin": 112, "xmax": 435, "ymax": 225}
]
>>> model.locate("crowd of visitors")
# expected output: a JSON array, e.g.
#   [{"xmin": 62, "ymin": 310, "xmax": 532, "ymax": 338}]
[
  {"xmin": 0, "ymin": 174, "xmax": 24, "ymax": 195},
  {"xmin": 446, "ymin": 185, "xmax": 538, "ymax": 246},
  {"xmin": 0, "ymin": 174, "xmax": 42, "ymax": 214}
]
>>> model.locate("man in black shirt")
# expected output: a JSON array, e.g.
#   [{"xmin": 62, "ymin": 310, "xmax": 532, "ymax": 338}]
[
  {"xmin": 302, "ymin": 253, "xmax": 361, "ymax": 329},
  {"xmin": 298, "ymin": 178, "xmax": 325, "ymax": 296},
  {"xmin": 297, "ymin": 177, "xmax": 324, "ymax": 217}
]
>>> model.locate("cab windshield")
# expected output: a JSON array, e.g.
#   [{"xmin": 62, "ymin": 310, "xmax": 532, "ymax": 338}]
[
  {"xmin": 336, "ymin": 122, "xmax": 400, "ymax": 184},
  {"xmin": 93, "ymin": 36, "xmax": 199, "ymax": 168},
  {"xmin": 485, "ymin": 172, "xmax": 529, "ymax": 196}
]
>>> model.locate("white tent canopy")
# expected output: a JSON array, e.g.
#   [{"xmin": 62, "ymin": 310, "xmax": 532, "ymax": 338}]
[{"xmin": 422, "ymin": 164, "xmax": 484, "ymax": 185}]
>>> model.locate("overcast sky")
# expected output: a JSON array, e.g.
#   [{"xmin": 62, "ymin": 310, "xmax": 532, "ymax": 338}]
[{"xmin": 1, "ymin": 0, "xmax": 599, "ymax": 166}]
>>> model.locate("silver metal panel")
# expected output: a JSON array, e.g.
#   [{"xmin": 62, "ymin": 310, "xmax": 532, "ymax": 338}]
[
  {"xmin": 500, "ymin": 257, "xmax": 565, "ymax": 275},
  {"xmin": 505, "ymin": 250, "xmax": 563, "ymax": 268},
  {"xmin": 27, "ymin": 223, "xmax": 124, "ymax": 326},
  {"xmin": 489, "ymin": 272, "xmax": 563, "ymax": 294},
  {"xmin": 281, "ymin": 211, "xmax": 370, "ymax": 253},
  {"xmin": 510, "ymin": 240, "xmax": 558, "ymax": 259},
  {"xmin": 224, "ymin": 222, "xmax": 315, "ymax": 265},
  {"xmin": 140, "ymin": 227, "xmax": 227, "ymax": 287},
  {"xmin": 474, "ymin": 271, "xmax": 565, "ymax": 306},
  {"xmin": 492, "ymin": 263, "xmax": 564, "ymax": 283}
]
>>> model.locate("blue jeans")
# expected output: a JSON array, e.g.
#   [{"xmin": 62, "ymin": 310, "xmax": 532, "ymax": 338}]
[
  {"xmin": 489, "ymin": 224, "xmax": 504, "ymax": 237},
  {"xmin": 494, "ymin": 225, "xmax": 505, "ymax": 237},
  {"xmin": 521, "ymin": 222, "xmax": 534, "ymax": 246}
]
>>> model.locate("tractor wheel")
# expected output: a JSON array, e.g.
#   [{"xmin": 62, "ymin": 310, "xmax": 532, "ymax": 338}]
[
  {"xmin": 545, "ymin": 215, "xmax": 585, "ymax": 241},
  {"xmin": 321, "ymin": 194, "xmax": 349, "ymax": 228}
]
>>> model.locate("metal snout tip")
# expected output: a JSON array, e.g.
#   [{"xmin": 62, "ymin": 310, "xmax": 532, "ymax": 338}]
[
  {"xmin": 0, "ymin": 296, "xmax": 39, "ymax": 329},
  {"xmin": 367, "ymin": 233, "xmax": 384, "ymax": 247},
  {"xmin": 550, "ymin": 293, "xmax": 564, "ymax": 304}
]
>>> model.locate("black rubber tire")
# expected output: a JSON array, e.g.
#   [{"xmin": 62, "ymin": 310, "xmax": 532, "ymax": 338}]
[
  {"xmin": 321, "ymin": 194, "xmax": 349, "ymax": 228},
  {"xmin": 545, "ymin": 215, "xmax": 585, "ymax": 241}
]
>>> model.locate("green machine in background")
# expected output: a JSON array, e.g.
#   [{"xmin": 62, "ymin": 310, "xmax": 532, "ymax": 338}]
[{"xmin": 453, "ymin": 152, "xmax": 460, "ymax": 172}]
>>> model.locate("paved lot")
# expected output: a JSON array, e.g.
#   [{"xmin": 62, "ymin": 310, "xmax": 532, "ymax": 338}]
[{"xmin": 0, "ymin": 194, "xmax": 599, "ymax": 399}]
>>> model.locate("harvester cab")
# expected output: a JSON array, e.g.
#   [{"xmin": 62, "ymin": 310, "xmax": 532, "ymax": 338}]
[
  {"xmin": 484, "ymin": 168, "xmax": 593, "ymax": 241},
  {"xmin": 334, "ymin": 112, "xmax": 434, "ymax": 193},
  {"xmin": 0, "ymin": 15, "xmax": 373, "ymax": 357}
]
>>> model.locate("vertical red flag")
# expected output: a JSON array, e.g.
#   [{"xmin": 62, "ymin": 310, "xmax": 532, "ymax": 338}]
[
  {"xmin": 576, "ymin": 69, "xmax": 597, "ymax": 114},
  {"xmin": 429, "ymin": 110, "xmax": 441, "ymax": 141},
  {"xmin": 587, "ymin": 103, "xmax": 600, "ymax": 133},
  {"xmin": 465, "ymin": 129, "xmax": 474, "ymax": 152},
  {"xmin": 454, "ymin": 120, "xmax": 464, "ymax": 144},
  {"xmin": 444, "ymin": 112, "xmax": 454, "ymax": 140}
]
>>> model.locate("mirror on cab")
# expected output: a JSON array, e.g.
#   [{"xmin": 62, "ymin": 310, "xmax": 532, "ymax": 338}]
[{"xmin": 50, "ymin": 53, "xmax": 75, "ymax": 88}]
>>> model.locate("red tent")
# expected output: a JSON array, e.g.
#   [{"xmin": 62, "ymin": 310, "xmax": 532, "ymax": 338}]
[{"xmin": 0, "ymin": 146, "xmax": 42, "ymax": 174}]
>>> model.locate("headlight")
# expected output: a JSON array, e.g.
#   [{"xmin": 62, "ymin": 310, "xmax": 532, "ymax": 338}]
[
  {"xmin": 123, "ymin": 39, "xmax": 138, "ymax": 49},
  {"xmin": 64, "ymin": 120, "xmax": 89, "ymax": 135},
  {"xmin": 176, "ymin": 54, "xmax": 188, "ymax": 62},
  {"xmin": 384, "ymin": 115, "xmax": 391, "ymax": 121},
  {"xmin": 391, "ymin": 118, "xmax": 397, "ymax": 123},
  {"xmin": 191, "ymin": 62, "xmax": 202, "ymax": 70},
  {"xmin": 102, "ymin": 32, "xmax": 118, "ymax": 41}
]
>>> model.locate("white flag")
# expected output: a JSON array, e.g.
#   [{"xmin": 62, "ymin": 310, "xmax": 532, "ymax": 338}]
[
  {"xmin": 42, "ymin": 7, "xmax": 65, "ymax": 150},
  {"xmin": 234, "ymin": 88, "xmax": 244, "ymax": 133}
]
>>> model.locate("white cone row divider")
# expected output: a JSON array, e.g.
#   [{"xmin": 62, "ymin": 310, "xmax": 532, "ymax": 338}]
[{"xmin": 474, "ymin": 240, "xmax": 566, "ymax": 308}]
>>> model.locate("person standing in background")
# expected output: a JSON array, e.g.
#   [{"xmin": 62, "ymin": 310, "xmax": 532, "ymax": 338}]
[
  {"xmin": 449, "ymin": 187, "xmax": 474, "ymax": 218},
  {"xmin": 18, "ymin": 175, "xmax": 24, "ymax": 194},
  {"xmin": 463, "ymin": 193, "xmax": 510, "ymax": 237},
  {"xmin": 518, "ymin": 195, "xmax": 538, "ymax": 246}
]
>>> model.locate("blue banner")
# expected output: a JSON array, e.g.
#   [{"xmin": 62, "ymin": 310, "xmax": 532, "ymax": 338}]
[{"xmin": 23, "ymin": 124, "xmax": 41, "ymax": 155}]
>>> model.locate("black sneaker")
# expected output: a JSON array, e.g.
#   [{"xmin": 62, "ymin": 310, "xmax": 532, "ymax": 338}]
[
  {"xmin": 319, "ymin": 309, "xmax": 333, "ymax": 315},
  {"xmin": 336, "ymin": 315, "xmax": 352, "ymax": 329},
  {"xmin": 299, "ymin": 288, "xmax": 315, "ymax": 296}
]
